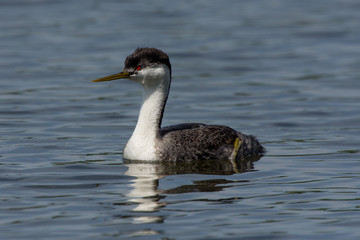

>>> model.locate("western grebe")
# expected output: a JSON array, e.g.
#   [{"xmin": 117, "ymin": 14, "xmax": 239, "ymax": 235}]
[{"xmin": 93, "ymin": 48, "xmax": 265, "ymax": 161}]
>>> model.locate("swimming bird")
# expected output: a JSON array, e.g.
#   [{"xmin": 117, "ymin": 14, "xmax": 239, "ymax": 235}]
[{"xmin": 93, "ymin": 48, "xmax": 265, "ymax": 161}]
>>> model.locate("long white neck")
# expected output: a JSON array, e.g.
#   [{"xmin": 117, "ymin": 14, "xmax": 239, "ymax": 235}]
[{"xmin": 123, "ymin": 66, "xmax": 170, "ymax": 161}]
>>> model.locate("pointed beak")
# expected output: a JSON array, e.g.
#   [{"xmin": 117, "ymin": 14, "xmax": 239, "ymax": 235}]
[{"xmin": 92, "ymin": 71, "xmax": 131, "ymax": 82}]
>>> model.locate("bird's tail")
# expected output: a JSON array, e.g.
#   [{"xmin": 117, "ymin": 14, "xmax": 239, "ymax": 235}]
[{"xmin": 237, "ymin": 133, "xmax": 265, "ymax": 159}]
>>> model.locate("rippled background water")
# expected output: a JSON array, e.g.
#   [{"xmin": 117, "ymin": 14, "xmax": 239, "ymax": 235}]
[{"xmin": 1, "ymin": 0, "xmax": 360, "ymax": 239}]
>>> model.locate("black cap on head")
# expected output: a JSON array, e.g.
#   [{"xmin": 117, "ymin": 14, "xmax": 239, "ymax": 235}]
[{"xmin": 124, "ymin": 48, "xmax": 172, "ymax": 74}]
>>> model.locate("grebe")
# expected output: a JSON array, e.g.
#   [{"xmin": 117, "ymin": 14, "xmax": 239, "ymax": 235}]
[{"xmin": 93, "ymin": 48, "xmax": 265, "ymax": 161}]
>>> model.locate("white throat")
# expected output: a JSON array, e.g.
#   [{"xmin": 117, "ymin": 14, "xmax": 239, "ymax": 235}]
[{"xmin": 123, "ymin": 65, "xmax": 170, "ymax": 161}]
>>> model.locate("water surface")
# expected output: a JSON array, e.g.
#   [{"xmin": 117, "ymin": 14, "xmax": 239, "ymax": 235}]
[{"xmin": 1, "ymin": 0, "xmax": 360, "ymax": 239}]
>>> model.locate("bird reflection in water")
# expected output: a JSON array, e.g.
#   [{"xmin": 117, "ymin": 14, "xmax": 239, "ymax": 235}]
[{"xmin": 123, "ymin": 156, "xmax": 262, "ymax": 224}]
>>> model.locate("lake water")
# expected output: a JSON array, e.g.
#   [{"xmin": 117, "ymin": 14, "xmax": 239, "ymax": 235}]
[{"xmin": 1, "ymin": 0, "xmax": 360, "ymax": 239}]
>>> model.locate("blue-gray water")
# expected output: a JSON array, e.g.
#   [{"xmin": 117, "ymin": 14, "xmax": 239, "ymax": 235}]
[{"xmin": 1, "ymin": 0, "xmax": 360, "ymax": 239}]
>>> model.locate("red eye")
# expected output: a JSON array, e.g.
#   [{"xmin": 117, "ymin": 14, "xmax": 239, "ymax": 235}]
[{"xmin": 136, "ymin": 66, "xmax": 141, "ymax": 70}]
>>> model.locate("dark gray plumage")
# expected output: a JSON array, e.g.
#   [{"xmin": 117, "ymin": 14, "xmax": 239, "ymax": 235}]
[{"xmin": 157, "ymin": 123, "xmax": 265, "ymax": 161}]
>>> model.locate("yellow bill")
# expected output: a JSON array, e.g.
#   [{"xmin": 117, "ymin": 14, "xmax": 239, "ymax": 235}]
[{"xmin": 92, "ymin": 71, "xmax": 131, "ymax": 82}]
